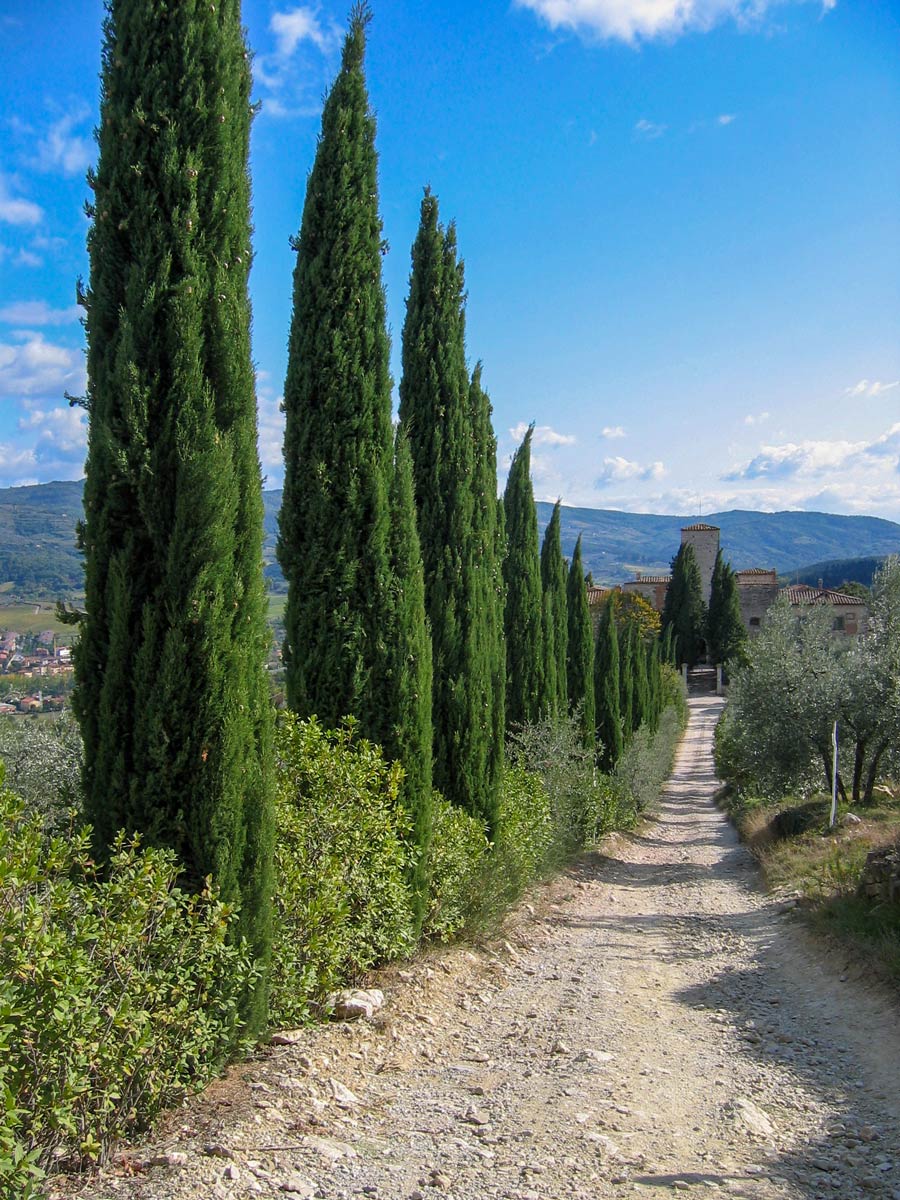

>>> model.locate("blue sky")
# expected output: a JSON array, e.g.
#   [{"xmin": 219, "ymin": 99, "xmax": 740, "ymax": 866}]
[{"xmin": 1, "ymin": 0, "xmax": 898, "ymax": 519}]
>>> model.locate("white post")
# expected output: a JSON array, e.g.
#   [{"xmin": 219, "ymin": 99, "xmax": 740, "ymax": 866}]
[
  {"xmin": 716, "ymin": 664, "xmax": 723, "ymax": 696},
  {"xmin": 830, "ymin": 721, "xmax": 839, "ymax": 828}
]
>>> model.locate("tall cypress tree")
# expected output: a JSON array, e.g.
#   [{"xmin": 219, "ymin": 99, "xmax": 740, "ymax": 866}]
[
  {"xmin": 277, "ymin": 7, "xmax": 393, "ymax": 737},
  {"xmin": 594, "ymin": 596, "xmax": 623, "ymax": 769},
  {"xmin": 469, "ymin": 365, "xmax": 506, "ymax": 825},
  {"xmin": 76, "ymin": 0, "xmax": 273, "ymax": 1030},
  {"xmin": 385, "ymin": 428, "xmax": 433, "ymax": 928},
  {"xmin": 399, "ymin": 194, "xmax": 500, "ymax": 826},
  {"xmin": 661, "ymin": 543, "xmax": 706, "ymax": 668},
  {"xmin": 503, "ymin": 426, "xmax": 545, "ymax": 726},
  {"xmin": 565, "ymin": 535, "xmax": 595, "ymax": 748},
  {"xmin": 540, "ymin": 501, "xmax": 568, "ymax": 717},
  {"xmin": 620, "ymin": 620, "xmax": 636, "ymax": 741},
  {"xmin": 707, "ymin": 550, "xmax": 748, "ymax": 669},
  {"xmin": 632, "ymin": 626, "xmax": 650, "ymax": 732}
]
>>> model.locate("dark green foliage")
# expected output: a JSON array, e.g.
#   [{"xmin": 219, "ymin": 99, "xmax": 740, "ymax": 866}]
[
  {"xmin": 620, "ymin": 620, "xmax": 636, "ymax": 742},
  {"xmin": 503, "ymin": 426, "xmax": 545, "ymax": 726},
  {"xmin": 707, "ymin": 549, "xmax": 749, "ymax": 668},
  {"xmin": 277, "ymin": 9, "xmax": 393, "ymax": 736},
  {"xmin": 540, "ymin": 501, "xmax": 568, "ymax": 716},
  {"xmin": 76, "ymin": 0, "xmax": 274, "ymax": 1030},
  {"xmin": 385, "ymin": 428, "xmax": 433, "ymax": 927},
  {"xmin": 565, "ymin": 535, "xmax": 595, "ymax": 748},
  {"xmin": 469, "ymin": 366, "xmax": 506, "ymax": 821},
  {"xmin": 399, "ymin": 193, "xmax": 502, "ymax": 826},
  {"xmin": 0, "ymin": 782, "xmax": 251, "ymax": 1179},
  {"xmin": 270, "ymin": 716, "xmax": 415, "ymax": 1027},
  {"xmin": 595, "ymin": 596, "xmax": 623, "ymax": 769},
  {"xmin": 632, "ymin": 627, "xmax": 651, "ymax": 733},
  {"xmin": 660, "ymin": 543, "xmax": 707, "ymax": 667}
]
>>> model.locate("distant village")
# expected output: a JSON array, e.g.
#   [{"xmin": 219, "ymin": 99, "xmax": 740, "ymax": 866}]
[
  {"xmin": 0, "ymin": 629, "xmax": 74, "ymax": 715},
  {"xmin": 588, "ymin": 522, "xmax": 869, "ymax": 641}
]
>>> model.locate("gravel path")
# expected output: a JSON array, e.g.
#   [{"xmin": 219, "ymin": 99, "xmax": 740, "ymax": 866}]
[{"xmin": 56, "ymin": 696, "xmax": 900, "ymax": 1200}]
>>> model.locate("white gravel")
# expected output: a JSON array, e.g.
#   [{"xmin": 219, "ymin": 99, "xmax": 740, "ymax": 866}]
[{"xmin": 52, "ymin": 696, "xmax": 900, "ymax": 1200}]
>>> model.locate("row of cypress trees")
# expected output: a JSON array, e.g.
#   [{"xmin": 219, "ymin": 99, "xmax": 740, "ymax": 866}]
[
  {"xmin": 500, "ymin": 427, "xmax": 669, "ymax": 769},
  {"xmin": 75, "ymin": 1, "xmax": 678, "ymax": 1036}
]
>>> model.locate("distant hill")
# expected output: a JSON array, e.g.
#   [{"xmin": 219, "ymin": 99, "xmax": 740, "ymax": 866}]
[
  {"xmin": 535, "ymin": 504, "xmax": 900, "ymax": 584},
  {"xmin": 776, "ymin": 555, "xmax": 892, "ymax": 591},
  {"xmin": 3, "ymin": 481, "xmax": 900, "ymax": 596}
]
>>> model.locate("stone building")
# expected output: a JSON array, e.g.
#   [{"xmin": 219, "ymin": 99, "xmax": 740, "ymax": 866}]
[
  {"xmin": 734, "ymin": 568, "xmax": 779, "ymax": 637},
  {"xmin": 620, "ymin": 523, "xmax": 869, "ymax": 643},
  {"xmin": 680, "ymin": 523, "xmax": 720, "ymax": 604}
]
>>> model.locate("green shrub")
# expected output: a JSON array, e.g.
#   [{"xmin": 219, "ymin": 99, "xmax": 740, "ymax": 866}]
[
  {"xmin": 0, "ymin": 712, "xmax": 83, "ymax": 834},
  {"xmin": 270, "ymin": 715, "xmax": 416, "ymax": 1027},
  {"xmin": 423, "ymin": 794, "xmax": 491, "ymax": 942},
  {"xmin": 0, "ymin": 774, "xmax": 250, "ymax": 1181},
  {"xmin": 613, "ymin": 702, "xmax": 686, "ymax": 817},
  {"xmin": 507, "ymin": 712, "xmax": 616, "ymax": 853}
]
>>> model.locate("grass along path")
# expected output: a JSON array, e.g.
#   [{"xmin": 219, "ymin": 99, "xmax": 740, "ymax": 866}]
[{"xmin": 54, "ymin": 697, "xmax": 900, "ymax": 1200}]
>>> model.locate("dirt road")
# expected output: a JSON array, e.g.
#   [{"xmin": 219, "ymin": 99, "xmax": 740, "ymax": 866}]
[{"xmin": 61, "ymin": 696, "xmax": 900, "ymax": 1200}]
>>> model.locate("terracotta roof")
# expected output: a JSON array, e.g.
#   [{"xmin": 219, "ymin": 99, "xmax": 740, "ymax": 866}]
[
  {"xmin": 735, "ymin": 567, "xmax": 776, "ymax": 577},
  {"xmin": 682, "ymin": 523, "xmax": 719, "ymax": 532},
  {"xmin": 624, "ymin": 575, "xmax": 671, "ymax": 585},
  {"xmin": 586, "ymin": 586, "xmax": 612, "ymax": 604},
  {"xmin": 781, "ymin": 585, "xmax": 864, "ymax": 607}
]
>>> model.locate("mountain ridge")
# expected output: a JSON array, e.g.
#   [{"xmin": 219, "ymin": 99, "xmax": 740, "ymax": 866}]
[{"xmin": 2, "ymin": 480, "xmax": 900, "ymax": 594}]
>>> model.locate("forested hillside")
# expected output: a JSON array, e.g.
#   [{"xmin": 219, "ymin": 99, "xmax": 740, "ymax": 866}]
[{"xmin": 3, "ymin": 482, "xmax": 900, "ymax": 595}]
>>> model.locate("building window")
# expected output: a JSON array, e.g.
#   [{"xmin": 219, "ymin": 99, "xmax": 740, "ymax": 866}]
[
  {"xmin": 833, "ymin": 615, "xmax": 845, "ymax": 632},
  {"xmin": 749, "ymin": 617, "xmax": 761, "ymax": 628}
]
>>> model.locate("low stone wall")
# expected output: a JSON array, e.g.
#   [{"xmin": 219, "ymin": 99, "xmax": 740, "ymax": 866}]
[{"xmin": 858, "ymin": 841, "xmax": 900, "ymax": 905}]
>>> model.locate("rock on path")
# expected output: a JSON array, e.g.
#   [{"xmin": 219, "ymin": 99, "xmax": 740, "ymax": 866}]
[{"xmin": 54, "ymin": 696, "xmax": 900, "ymax": 1200}]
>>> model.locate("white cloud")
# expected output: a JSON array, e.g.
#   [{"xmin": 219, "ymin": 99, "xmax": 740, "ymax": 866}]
[
  {"xmin": 0, "ymin": 176, "xmax": 43, "ymax": 227},
  {"xmin": 256, "ymin": 7, "xmax": 340, "ymax": 115},
  {"xmin": 717, "ymin": 113, "xmax": 737, "ymax": 126},
  {"xmin": 596, "ymin": 455, "xmax": 665, "ymax": 484},
  {"xmin": 271, "ymin": 8, "xmax": 333, "ymax": 56},
  {"xmin": 33, "ymin": 110, "xmax": 93, "ymax": 177},
  {"xmin": 844, "ymin": 378, "xmax": 899, "ymax": 398},
  {"xmin": 18, "ymin": 402, "xmax": 87, "ymax": 459},
  {"xmin": 510, "ymin": 421, "xmax": 576, "ymax": 446},
  {"xmin": 601, "ymin": 425, "xmax": 626, "ymax": 439},
  {"xmin": 257, "ymin": 392, "xmax": 286, "ymax": 486},
  {"xmin": 724, "ymin": 437, "xmax": 867, "ymax": 481},
  {"xmin": 14, "ymin": 249, "xmax": 43, "ymax": 269},
  {"xmin": 514, "ymin": 0, "xmax": 829, "ymax": 43},
  {"xmin": 0, "ymin": 301, "xmax": 81, "ymax": 327},
  {"xmin": 743, "ymin": 411, "xmax": 770, "ymax": 426},
  {"xmin": 635, "ymin": 118, "xmax": 666, "ymax": 139},
  {"xmin": 0, "ymin": 332, "xmax": 85, "ymax": 399}
]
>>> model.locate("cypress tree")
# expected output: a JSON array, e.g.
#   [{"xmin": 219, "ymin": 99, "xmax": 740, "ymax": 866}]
[
  {"xmin": 565, "ymin": 535, "xmax": 595, "ymax": 748},
  {"xmin": 620, "ymin": 620, "xmax": 636, "ymax": 741},
  {"xmin": 661, "ymin": 543, "xmax": 706, "ymax": 668},
  {"xmin": 76, "ymin": 0, "xmax": 274, "ymax": 1030},
  {"xmin": 594, "ymin": 596, "xmax": 623, "ymax": 769},
  {"xmin": 385, "ymin": 428, "xmax": 433, "ymax": 929},
  {"xmin": 540, "ymin": 500, "xmax": 568, "ymax": 717},
  {"xmin": 469, "ymin": 365, "xmax": 506, "ymax": 824},
  {"xmin": 632, "ymin": 626, "xmax": 650, "ymax": 732},
  {"xmin": 277, "ymin": 7, "xmax": 393, "ymax": 736},
  {"xmin": 502, "ymin": 426, "xmax": 545, "ymax": 726},
  {"xmin": 707, "ymin": 550, "xmax": 748, "ymax": 669},
  {"xmin": 399, "ymin": 194, "xmax": 500, "ymax": 826}
]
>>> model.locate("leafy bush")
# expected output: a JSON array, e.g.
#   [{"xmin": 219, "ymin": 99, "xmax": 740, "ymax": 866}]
[
  {"xmin": 612, "ymin": 701, "xmax": 687, "ymax": 818},
  {"xmin": 0, "ymin": 775, "xmax": 250, "ymax": 1184},
  {"xmin": 270, "ymin": 715, "xmax": 416, "ymax": 1027},
  {"xmin": 0, "ymin": 712, "xmax": 82, "ymax": 833},
  {"xmin": 507, "ymin": 712, "xmax": 615, "ymax": 853},
  {"xmin": 422, "ymin": 794, "xmax": 491, "ymax": 942}
]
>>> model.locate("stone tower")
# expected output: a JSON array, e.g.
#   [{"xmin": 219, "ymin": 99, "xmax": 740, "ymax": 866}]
[{"xmin": 680, "ymin": 523, "xmax": 720, "ymax": 605}]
